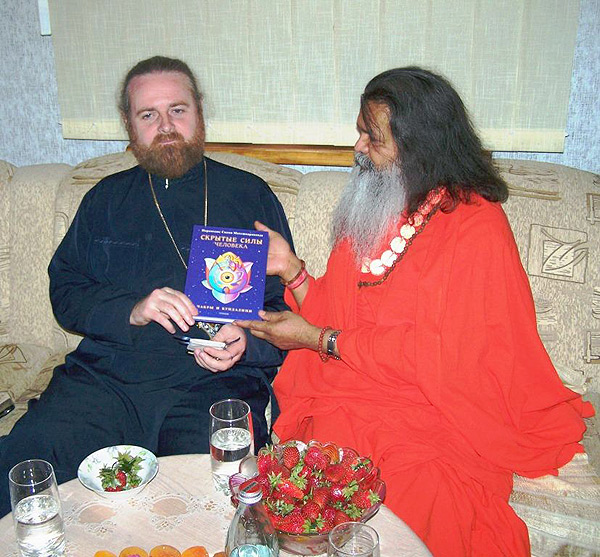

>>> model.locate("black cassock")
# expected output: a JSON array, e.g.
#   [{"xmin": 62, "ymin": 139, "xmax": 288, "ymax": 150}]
[{"xmin": 0, "ymin": 157, "xmax": 293, "ymax": 515}]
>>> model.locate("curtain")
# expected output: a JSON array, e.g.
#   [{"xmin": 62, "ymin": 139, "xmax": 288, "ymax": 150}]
[{"xmin": 48, "ymin": 0, "xmax": 580, "ymax": 152}]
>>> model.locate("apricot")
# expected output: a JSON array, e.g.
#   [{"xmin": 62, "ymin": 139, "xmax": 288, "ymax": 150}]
[
  {"xmin": 119, "ymin": 548, "xmax": 149, "ymax": 557},
  {"xmin": 149, "ymin": 545, "xmax": 181, "ymax": 557},
  {"xmin": 94, "ymin": 552, "xmax": 117, "ymax": 557},
  {"xmin": 213, "ymin": 553, "xmax": 226, "ymax": 557},
  {"xmin": 182, "ymin": 548, "xmax": 209, "ymax": 557}
]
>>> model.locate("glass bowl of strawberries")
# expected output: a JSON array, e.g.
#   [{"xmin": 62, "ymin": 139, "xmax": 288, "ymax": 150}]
[{"xmin": 231, "ymin": 440, "xmax": 386, "ymax": 556}]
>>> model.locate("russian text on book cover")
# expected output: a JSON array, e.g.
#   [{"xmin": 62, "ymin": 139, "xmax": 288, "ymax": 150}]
[{"xmin": 184, "ymin": 226, "xmax": 269, "ymax": 323}]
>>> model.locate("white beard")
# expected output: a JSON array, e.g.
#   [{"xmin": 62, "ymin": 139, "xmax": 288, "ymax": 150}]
[{"xmin": 331, "ymin": 153, "xmax": 407, "ymax": 265}]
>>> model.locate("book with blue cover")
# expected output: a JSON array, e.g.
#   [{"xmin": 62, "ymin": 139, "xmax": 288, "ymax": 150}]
[{"xmin": 184, "ymin": 225, "xmax": 269, "ymax": 323}]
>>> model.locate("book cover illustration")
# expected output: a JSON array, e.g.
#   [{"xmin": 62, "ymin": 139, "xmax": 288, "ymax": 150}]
[{"xmin": 184, "ymin": 226, "xmax": 269, "ymax": 323}]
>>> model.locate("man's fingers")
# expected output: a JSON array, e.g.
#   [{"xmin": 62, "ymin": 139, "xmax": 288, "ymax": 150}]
[
  {"xmin": 254, "ymin": 220, "xmax": 271, "ymax": 233},
  {"xmin": 195, "ymin": 347, "xmax": 240, "ymax": 373},
  {"xmin": 153, "ymin": 311, "xmax": 177, "ymax": 334},
  {"xmin": 234, "ymin": 318, "xmax": 267, "ymax": 330},
  {"xmin": 247, "ymin": 328, "xmax": 268, "ymax": 341},
  {"xmin": 155, "ymin": 301, "xmax": 192, "ymax": 332},
  {"xmin": 136, "ymin": 287, "xmax": 197, "ymax": 331},
  {"xmin": 161, "ymin": 289, "xmax": 197, "ymax": 326}
]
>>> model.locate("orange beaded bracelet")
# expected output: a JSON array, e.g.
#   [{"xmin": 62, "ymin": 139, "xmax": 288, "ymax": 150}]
[{"xmin": 318, "ymin": 326, "xmax": 332, "ymax": 362}]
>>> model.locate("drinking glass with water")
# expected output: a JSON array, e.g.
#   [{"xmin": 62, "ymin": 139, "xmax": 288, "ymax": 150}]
[
  {"xmin": 209, "ymin": 398, "xmax": 254, "ymax": 493},
  {"xmin": 9, "ymin": 459, "xmax": 65, "ymax": 557}
]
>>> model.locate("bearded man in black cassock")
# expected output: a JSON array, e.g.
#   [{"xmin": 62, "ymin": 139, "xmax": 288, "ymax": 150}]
[{"xmin": 0, "ymin": 56, "xmax": 293, "ymax": 516}]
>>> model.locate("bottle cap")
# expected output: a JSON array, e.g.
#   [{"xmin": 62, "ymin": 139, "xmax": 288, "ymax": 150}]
[{"xmin": 238, "ymin": 479, "xmax": 263, "ymax": 504}]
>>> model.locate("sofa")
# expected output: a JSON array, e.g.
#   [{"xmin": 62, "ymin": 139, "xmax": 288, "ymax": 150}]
[{"xmin": 1, "ymin": 150, "xmax": 599, "ymax": 555}]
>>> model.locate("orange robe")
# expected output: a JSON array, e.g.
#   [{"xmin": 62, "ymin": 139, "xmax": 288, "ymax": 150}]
[{"xmin": 273, "ymin": 197, "xmax": 593, "ymax": 556}]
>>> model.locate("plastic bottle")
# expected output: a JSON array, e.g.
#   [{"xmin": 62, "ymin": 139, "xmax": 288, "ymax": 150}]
[{"xmin": 225, "ymin": 479, "xmax": 279, "ymax": 557}]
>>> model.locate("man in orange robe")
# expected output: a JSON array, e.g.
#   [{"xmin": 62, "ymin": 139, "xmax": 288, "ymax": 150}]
[{"xmin": 236, "ymin": 67, "xmax": 593, "ymax": 556}]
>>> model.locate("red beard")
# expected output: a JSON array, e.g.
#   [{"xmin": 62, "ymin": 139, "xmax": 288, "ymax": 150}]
[{"xmin": 129, "ymin": 125, "xmax": 205, "ymax": 179}]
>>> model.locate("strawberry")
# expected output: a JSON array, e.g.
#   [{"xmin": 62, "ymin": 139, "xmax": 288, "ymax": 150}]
[
  {"xmin": 334, "ymin": 509, "xmax": 353, "ymax": 526},
  {"xmin": 254, "ymin": 473, "xmax": 271, "ymax": 497},
  {"xmin": 310, "ymin": 516, "xmax": 326, "ymax": 533},
  {"xmin": 343, "ymin": 503, "xmax": 363, "ymax": 519},
  {"xmin": 352, "ymin": 457, "xmax": 374, "ymax": 480},
  {"xmin": 351, "ymin": 488, "xmax": 381, "ymax": 509},
  {"xmin": 342, "ymin": 480, "xmax": 359, "ymax": 500},
  {"xmin": 341, "ymin": 448, "xmax": 360, "ymax": 468},
  {"xmin": 297, "ymin": 464, "xmax": 312, "ymax": 479},
  {"xmin": 256, "ymin": 445, "xmax": 278, "ymax": 475},
  {"xmin": 321, "ymin": 508, "xmax": 336, "ymax": 531},
  {"xmin": 311, "ymin": 486, "xmax": 331, "ymax": 508},
  {"xmin": 266, "ymin": 495, "xmax": 295, "ymax": 517},
  {"xmin": 279, "ymin": 509, "xmax": 306, "ymax": 534},
  {"xmin": 329, "ymin": 483, "xmax": 347, "ymax": 503},
  {"xmin": 116, "ymin": 470, "xmax": 127, "ymax": 488},
  {"xmin": 104, "ymin": 486, "xmax": 122, "ymax": 492},
  {"xmin": 325, "ymin": 462, "xmax": 354, "ymax": 484},
  {"xmin": 301, "ymin": 501, "xmax": 321, "ymax": 521},
  {"xmin": 265, "ymin": 508, "xmax": 284, "ymax": 529},
  {"xmin": 304, "ymin": 446, "xmax": 330, "ymax": 470},
  {"xmin": 307, "ymin": 472, "xmax": 324, "ymax": 491},
  {"xmin": 282, "ymin": 445, "xmax": 300, "ymax": 469},
  {"xmin": 269, "ymin": 462, "xmax": 291, "ymax": 479},
  {"xmin": 322, "ymin": 506, "xmax": 337, "ymax": 523},
  {"xmin": 319, "ymin": 518, "xmax": 333, "ymax": 532},
  {"xmin": 324, "ymin": 464, "xmax": 345, "ymax": 483},
  {"xmin": 270, "ymin": 473, "xmax": 305, "ymax": 500},
  {"xmin": 99, "ymin": 450, "xmax": 143, "ymax": 492},
  {"xmin": 269, "ymin": 490, "xmax": 295, "ymax": 507}
]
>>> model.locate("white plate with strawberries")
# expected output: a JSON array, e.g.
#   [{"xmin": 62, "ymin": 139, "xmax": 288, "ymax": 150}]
[
  {"xmin": 78, "ymin": 445, "xmax": 159, "ymax": 500},
  {"xmin": 230, "ymin": 439, "xmax": 386, "ymax": 556}
]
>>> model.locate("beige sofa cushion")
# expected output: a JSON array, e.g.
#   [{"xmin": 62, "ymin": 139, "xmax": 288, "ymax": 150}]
[
  {"xmin": 510, "ymin": 453, "xmax": 600, "ymax": 556},
  {"xmin": 0, "ymin": 344, "xmax": 69, "ymax": 437},
  {"xmin": 291, "ymin": 170, "xmax": 349, "ymax": 277},
  {"xmin": 0, "ymin": 160, "xmax": 15, "ymax": 345},
  {"xmin": 6, "ymin": 164, "xmax": 71, "ymax": 348},
  {"xmin": 498, "ymin": 160, "xmax": 600, "ymax": 394},
  {"xmin": 206, "ymin": 151, "xmax": 302, "ymax": 229},
  {"xmin": 0, "ymin": 344, "xmax": 53, "ymax": 402}
]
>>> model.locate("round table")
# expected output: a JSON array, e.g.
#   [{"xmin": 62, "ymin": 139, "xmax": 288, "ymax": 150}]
[{"xmin": 0, "ymin": 454, "xmax": 431, "ymax": 556}]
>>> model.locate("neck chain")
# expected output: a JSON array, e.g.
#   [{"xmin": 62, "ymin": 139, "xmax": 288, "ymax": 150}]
[
  {"xmin": 148, "ymin": 158, "xmax": 208, "ymax": 270},
  {"xmin": 358, "ymin": 187, "xmax": 445, "ymax": 288}
]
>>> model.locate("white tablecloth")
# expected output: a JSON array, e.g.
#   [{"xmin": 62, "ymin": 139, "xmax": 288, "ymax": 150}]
[{"xmin": 0, "ymin": 454, "xmax": 431, "ymax": 556}]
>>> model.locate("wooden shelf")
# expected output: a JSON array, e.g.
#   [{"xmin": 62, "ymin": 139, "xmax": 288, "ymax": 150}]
[{"xmin": 205, "ymin": 143, "xmax": 355, "ymax": 166}]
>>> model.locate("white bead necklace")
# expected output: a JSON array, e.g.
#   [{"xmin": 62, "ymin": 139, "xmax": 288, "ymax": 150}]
[{"xmin": 358, "ymin": 188, "xmax": 445, "ymax": 287}]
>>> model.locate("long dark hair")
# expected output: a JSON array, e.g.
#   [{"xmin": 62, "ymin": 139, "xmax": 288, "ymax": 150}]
[
  {"xmin": 361, "ymin": 67, "xmax": 508, "ymax": 213},
  {"xmin": 119, "ymin": 56, "xmax": 204, "ymax": 120}
]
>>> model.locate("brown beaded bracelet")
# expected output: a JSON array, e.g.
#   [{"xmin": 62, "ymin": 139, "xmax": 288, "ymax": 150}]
[
  {"xmin": 318, "ymin": 326, "xmax": 332, "ymax": 362},
  {"xmin": 280, "ymin": 259, "xmax": 306, "ymax": 287}
]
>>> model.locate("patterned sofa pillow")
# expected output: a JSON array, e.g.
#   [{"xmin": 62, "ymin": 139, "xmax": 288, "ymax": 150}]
[{"xmin": 0, "ymin": 344, "xmax": 57, "ymax": 403}]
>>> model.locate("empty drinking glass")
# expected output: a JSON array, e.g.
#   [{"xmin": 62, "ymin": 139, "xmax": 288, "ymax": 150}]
[
  {"xmin": 9, "ymin": 459, "xmax": 65, "ymax": 557},
  {"xmin": 327, "ymin": 522, "xmax": 380, "ymax": 557}
]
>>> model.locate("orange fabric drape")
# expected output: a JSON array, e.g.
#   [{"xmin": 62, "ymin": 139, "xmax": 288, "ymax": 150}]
[{"xmin": 273, "ymin": 197, "xmax": 593, "ymax": 556}]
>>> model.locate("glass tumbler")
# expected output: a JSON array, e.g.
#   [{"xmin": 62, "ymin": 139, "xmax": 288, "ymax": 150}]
[
  {"xmin": 327, "ymin": 522, "xmax": 380, "ymax": 557},
  {"xmin": 9, "ymin": 459, "xmax": 66, "ymax": 557},
  {"xmin": 209, "ymin": 398, "xmax": 254, "ymax": 493}
]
